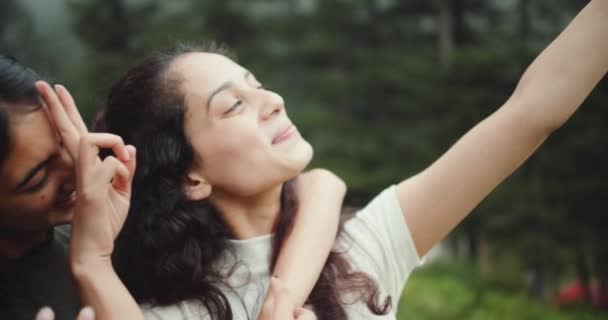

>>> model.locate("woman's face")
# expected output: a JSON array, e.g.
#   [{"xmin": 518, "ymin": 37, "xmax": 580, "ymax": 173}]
[
  {"xmin": 174, "ymin": 53, "xmax": 313, "ymax": 197},
  {"xmin": 0, "ymin": 107, "xmax": 75, "ymax": 233}
]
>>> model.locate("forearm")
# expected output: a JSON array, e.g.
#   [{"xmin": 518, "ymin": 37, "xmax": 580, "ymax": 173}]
[
  {"xmin": 514, "ymin": 0, "xmax": 608, "ymax": 130},
  {"xmin": 71, "ymin": 261, "xmax": 143, "ymax": 320},
  {"xmin": 272, "ymin": 176, "xmax": 345, "ymax": 306}
]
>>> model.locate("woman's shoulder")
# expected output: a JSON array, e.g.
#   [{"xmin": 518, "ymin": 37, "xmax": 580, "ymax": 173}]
[
  {"xmin": 344, "ymin": 185, "xmax": 401, "ymax": 230},
  {"xmin": 336, "ymin": 185, "xmax": 403, "ymax": 261}
]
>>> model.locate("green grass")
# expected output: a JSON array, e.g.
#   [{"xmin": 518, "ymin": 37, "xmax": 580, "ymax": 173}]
[{"xmin": 396, "ymin": 262, "xmax": 608, "ymax": 320}]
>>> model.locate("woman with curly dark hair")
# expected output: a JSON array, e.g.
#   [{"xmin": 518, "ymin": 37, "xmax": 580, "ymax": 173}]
[
  {"xmin": 97, "ymin": 1, "xmax": 607, "ymax": 319},
  {"xmin": 33, "ymin": 78, "xmax": 342, "ymax": 320}
]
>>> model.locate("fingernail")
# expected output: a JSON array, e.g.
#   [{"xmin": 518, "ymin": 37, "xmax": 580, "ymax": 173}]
[
  {"xmin": 79, "ymin": 306, "xmax": 95, "ymax": 320},
  {"xmin": 36, "ymin": 306, "xmax": 54, "ymax": 320},
  {"xmin": 35, "ymin": 81, "xmax": 45, "ymax": 91}
]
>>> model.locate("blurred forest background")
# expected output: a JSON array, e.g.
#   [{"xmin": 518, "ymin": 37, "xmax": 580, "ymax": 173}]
[{"xmin": 2, "ymin": 0, "xmax": 607, "ymax": 318}]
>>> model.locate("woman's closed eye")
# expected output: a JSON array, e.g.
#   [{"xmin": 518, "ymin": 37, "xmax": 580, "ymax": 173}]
[
  {"xmin": 221, "ymin": 81, "xmax": 266, "ymax": 115},
  {"xmin": 25, "ymin": 171, "xmax": 49, "ymax": 193},
  {"xmin": 224, "ymin": 99, "xmax": 243, "ymax": 115}
]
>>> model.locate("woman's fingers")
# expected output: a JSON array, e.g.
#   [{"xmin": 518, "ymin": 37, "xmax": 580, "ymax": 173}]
[
  {"xmin": 78, "ymin": 156, "xmax": 129, "ymax": 201},
  {"xmin": 78, "ymin": 133, "xmax": 129, "ymax": 180},
  {"xmin": 54, "ymin": 84, "xmax": 88, "ymax": 135},
  {"xmin": 34, "ymin": 307, "xmax": 54, "ymax": 320},
  {"xmin": 271, "ymin": 286, "xmax": 296, "ymax": 320},
  {"xmin": 260, "ymin": 278, "xmax": 317, "ymax": 320},
  {"xmin": 295, "ymin": 308, "xmax": 316, "ymax": 320},
  {"xmin": 260, "ymin": 277, "xmax": 298, "ymax": 320},
  {"xmin": 34, "ymin": 306, "xmax": 95, "ymax": 320},
  {"xmin": 36, "ymin": 81, "xmax": 80, "ymax": 158},
  {"xmin": 99, "ymin": 156, "xmax": 130, "ymax": 191},
  {"xmin": 117, "ymin": 145, "xmax": 137, "ymax": 195},
  {"xmin": 76, "ymin": 306, "xmax": 95, "ymax": 320}
]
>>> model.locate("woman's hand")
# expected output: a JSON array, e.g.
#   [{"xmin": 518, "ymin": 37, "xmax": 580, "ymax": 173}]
[
  {"xmin": 35, "ymin": 307, "xmax": 94, "ymax": 320},
  {"xmin": 36, "ymin": 82, "xmax": 143, "ymax": 320},
  {"xmin": 258, "ymin": 277, "xmax": 316, "ymax": 320},
  {"xmin": 36, "ymin": 82, "xmax": 136, "ymax": 267}
]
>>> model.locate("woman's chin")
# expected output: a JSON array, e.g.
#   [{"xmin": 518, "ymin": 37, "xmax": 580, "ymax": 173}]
[{"xmin": 291, "ymin": 140, "xmax": 314, "ymax": 171}]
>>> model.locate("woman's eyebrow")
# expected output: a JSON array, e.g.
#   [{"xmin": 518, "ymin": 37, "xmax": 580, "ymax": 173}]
[
  {"xmin": 206, "ymin": 81, "xmax": 234, "ymax": 113},
  {"xmin": 205, "ymin": 70, "xmax": 254, "ymax": 113},
  {"xmin": 14, "ymin": 156, "xmax": 52, "ymax": 191}
]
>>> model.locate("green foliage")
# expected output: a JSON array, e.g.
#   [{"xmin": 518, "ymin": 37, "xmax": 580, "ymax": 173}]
[{"xmin": 398, "ymin": 262, "xmax": 608, "ymax": 320}]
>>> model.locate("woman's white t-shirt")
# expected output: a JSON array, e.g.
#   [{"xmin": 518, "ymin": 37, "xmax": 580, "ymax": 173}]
[{"xmin": 142, "ymin": 186, "xmax": 423, "ymax": 319}]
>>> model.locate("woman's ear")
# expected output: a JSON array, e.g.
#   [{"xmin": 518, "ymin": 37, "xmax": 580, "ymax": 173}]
[{"xmin": 184, "ymin": 172, "xmax": 212, "ymax": 201}]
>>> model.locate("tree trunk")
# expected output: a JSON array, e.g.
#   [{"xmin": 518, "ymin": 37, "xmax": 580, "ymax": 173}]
[
  {"xmin": 518, "ymin": 0, "xmax": 531, "ymax": 40},
  {"xmin": 576, "ymin": 251, "xmax": 592, "ymax": 304},
  {"xmin": 438, "ymin": 0, "xmax": 454, "ymax": 69},
  {"xmin": 529, "ymin": 260, "xmax": 546, "ymax": 301},
  {"xmin": 452, "ymin": 0, "xmax": 466, "ymax": 45},
  {"xmin": 595, "ymin": 250, "xmax": 608, "ymax": 309},
  {"xmin": 467, "ymin": 224, "xmax": 479, "ymax": 261}
]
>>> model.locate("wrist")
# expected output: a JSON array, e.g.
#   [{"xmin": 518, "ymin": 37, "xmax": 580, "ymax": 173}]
[{"xmin": 70, "ymin": 253, "xmax": 114, "ymax": 281}]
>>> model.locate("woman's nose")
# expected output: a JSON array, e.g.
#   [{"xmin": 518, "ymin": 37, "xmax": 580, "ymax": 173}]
[{"xmin": 259, "ymin": 91, "xmax": 285, "ymax": 121}]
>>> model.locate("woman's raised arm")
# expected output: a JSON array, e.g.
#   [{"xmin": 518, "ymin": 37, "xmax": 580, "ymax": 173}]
[{"xmin": 397, "ymin": 0, "xmax": 608, "ymax": 257}]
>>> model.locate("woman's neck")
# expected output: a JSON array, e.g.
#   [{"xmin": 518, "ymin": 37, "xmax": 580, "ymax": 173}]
[
  {"xmin": 0, "ymin": 228, "xmax": 51, "ymax": 258},
  {"xmin": 210, "ymin": 184, "xmax": 283, "ymax": 240}
]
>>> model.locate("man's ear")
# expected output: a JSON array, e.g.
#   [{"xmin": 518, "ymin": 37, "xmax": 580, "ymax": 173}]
[{"xmin": 184, "ymin": 171, "xmax": 212, "ymax": 201}]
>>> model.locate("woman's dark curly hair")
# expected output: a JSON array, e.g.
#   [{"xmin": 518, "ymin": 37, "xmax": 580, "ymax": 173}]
[{"xmin": 97, "ymin": 43, "xmax": 391, "ymax": 320}]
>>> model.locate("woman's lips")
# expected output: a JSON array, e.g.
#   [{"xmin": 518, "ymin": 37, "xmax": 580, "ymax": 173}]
[
  {"xmin": 272, "ymin": 125, "xmax": 298, "ymax": 145},
  {"xmin": 55, "ymin": 190, "xmax": 76, "ymax": 209}
]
